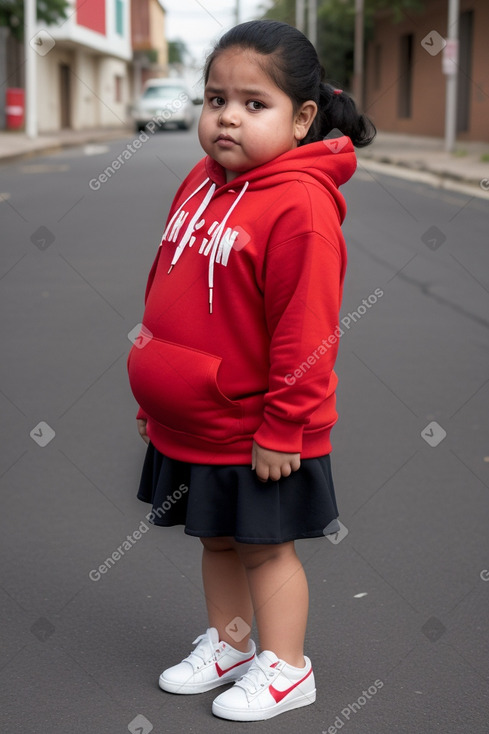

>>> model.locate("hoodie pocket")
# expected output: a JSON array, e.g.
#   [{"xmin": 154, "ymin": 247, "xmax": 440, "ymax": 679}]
[{"xmin": 128, "ymin": 337, "xmax": 243, "ymax": 441}]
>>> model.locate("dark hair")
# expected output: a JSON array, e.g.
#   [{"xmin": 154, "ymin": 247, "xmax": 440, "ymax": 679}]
[{"xmin": 204, "ymin": 19, "xmax": 376, "ymax": 148}]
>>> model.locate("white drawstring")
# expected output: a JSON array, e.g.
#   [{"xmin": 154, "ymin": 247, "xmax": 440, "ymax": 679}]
[
  {"xmin": 168, "ymin": 182, "xmax": 216, "ymax": 273},
  {"xmin": 161, "ymin": 177, "xmax": 211, "ymax": 249},
  {"xmin": 164, "ymin": 177, "xmax": 249, "ymax": 313},
  {"xmin": 207, "ymin": 181, "xmax": 249, "ymax": 313}
]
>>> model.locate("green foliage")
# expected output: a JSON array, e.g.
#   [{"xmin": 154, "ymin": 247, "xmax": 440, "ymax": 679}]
[
  {"xmin": 0, "ymin": 0, "xmax": 69, "ymax": 41},
  {"xmin": 318, "ymin": 0, "xmax": 356, "ymax": 88},
  {"xmin": 257, "ymin": 0, "xmax": 296, "ymax": 25},
  {"xmin": 368, "ymin": 0, "xmax": 424, "ymax": 24},
  {"xmin": 168, "ymin": 39, "xmax": 190, "ymax": 65},
  {"xmin": 260, "ymin": 0, "xmax": 425, "ymax": 90}
]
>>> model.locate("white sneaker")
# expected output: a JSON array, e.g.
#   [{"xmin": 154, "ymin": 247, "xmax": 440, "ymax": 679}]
[
  {"xmin": 212, "ymin": 650, "xmax": 316, "ymax": 721},
  {"xmin": 158, "ymin": 627, "xmax": 256, "ymax": 694}
]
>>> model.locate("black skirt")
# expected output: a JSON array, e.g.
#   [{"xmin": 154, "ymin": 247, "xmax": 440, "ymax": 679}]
[{"xmin": 137, "ymin": 442, "xmax": 340, "ymax": 544}]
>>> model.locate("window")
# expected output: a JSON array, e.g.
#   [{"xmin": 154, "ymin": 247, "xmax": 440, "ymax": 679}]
[
  {"xmin": 115, "ymin": 75, "xmax": 123, "ymax": 103},
  {"xmin": 373, "ymin": 44, "xmax": 382, "ymax": 90},
  {"xmin": 115, "ymin": 0, "xmax": 124, "ymax": 36},
  {"xmin": 398, "ymin": 33, "xmax": 414, "ymax": 118}
]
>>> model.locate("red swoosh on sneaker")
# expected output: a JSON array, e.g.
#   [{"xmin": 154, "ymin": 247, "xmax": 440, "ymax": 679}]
[
  {"xmin": 215, "ymin": 653, "xmax": 255, "ymax": 678},
  {"xmin": 269, "ymin": 666, "xmax": 313, "ymax": 703}
]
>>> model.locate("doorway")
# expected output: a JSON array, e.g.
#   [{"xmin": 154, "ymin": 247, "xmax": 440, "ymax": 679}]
[{"xmin": 59, "ymin": 63, "xmax": 71, "ymax": 129}]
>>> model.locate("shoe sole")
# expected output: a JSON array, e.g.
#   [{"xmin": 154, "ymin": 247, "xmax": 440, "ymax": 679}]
[
  {"xmin": 212, "ymin": 689, "xmax": 316, "ymax": 721},
  {"xmin": 159, "ymin": 673, "xmax": 242, "ymax": 695}
]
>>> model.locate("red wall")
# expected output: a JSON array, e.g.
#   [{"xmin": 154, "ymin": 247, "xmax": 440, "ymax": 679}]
[{"xmin": 76, "ymin": 0, "xmax": 106, "ymax": 35}]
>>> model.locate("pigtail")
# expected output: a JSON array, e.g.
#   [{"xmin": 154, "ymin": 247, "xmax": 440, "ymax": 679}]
[{"xmin": 307, "ymin": 83, "xmax": 376, "ymax": 148}]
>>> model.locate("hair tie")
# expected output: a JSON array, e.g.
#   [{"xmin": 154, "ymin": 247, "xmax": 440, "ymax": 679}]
[{"xmin": 334, "ymin": 89, "xmax": 343, "ymax": 95}]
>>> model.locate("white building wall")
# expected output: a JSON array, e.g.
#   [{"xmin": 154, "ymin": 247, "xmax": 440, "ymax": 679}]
[
  {"xmin": 72, "ymin": 51, "xmax": 100, "ymax": 129},
  {"xmin": 42, "ymin": 0, "xmax": 132, "ymax": 61},
  {"xmin": 36, "ymin": 46, "xmax": 74, "ymax": 133},
  {"xmin": 98, "ymin": 57, "xmax": 130, "ymax": 126},
  {"xmin": 35, "ymin": 0, "xmax": 131, "ymax": 131}
]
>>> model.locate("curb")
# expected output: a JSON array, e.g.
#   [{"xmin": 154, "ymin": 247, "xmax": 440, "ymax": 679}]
[
  {"xmin": 0, "ymin": 128, "xmax": 133, "ymax": 166},
  {"xmin": 357, "ymin": 157, "xmax": 488, "ymax": 199}
]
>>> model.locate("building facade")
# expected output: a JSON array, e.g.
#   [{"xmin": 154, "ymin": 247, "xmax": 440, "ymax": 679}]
[
  {"xmin": 131, "ymin": 0, "xmax": 168, "ymax": 98},
  {"xmin": 364, "ymin": 0, "xmax": 489, "ymax": 142},
  {"xmin": 35, "ymin": 0, "xmax": 132, "ymax": 132}
]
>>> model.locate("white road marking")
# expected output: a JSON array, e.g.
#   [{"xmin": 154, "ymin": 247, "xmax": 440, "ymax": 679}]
[{"xmin": 83, "ymin": 144, "xmax": 110, "ymax": 156}]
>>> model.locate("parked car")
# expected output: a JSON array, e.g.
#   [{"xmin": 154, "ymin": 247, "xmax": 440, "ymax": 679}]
[{"xmin": 132, "ymin": 79, "xmax": 196, "ymax": 132}]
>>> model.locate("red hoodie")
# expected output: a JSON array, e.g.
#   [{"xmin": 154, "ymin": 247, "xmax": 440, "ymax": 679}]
[{"xmin": 127, "ymin": 138, "xmax": 356, "ymax": 464}]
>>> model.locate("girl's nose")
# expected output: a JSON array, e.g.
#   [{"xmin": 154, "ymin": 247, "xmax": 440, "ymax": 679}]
[{"xmin": 219, "ymin": 104, "xmax": 240, "ymax": 127}]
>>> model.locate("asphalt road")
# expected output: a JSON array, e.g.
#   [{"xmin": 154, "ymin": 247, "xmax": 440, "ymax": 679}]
[{"xmin": 1, "ymin": 126, "xmax": 488, "ymax": 733}]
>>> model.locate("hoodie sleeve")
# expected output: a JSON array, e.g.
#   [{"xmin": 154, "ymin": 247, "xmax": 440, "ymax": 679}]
[{"xmin": 253, "ymin": 224, "xmax": 345, "ymax": 454}]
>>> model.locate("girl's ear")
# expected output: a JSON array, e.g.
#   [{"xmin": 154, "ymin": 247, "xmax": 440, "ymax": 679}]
[{"xmin": 294, "ymin": 101, "xmax": 318, "ymax": 141}]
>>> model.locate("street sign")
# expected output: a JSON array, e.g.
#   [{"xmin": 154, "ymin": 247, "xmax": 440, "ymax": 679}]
[{"xmin": 442, "ymin": 38, "xmax": 459, "ymax": 75}]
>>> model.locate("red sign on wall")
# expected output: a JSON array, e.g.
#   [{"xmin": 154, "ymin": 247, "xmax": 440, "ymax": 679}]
[{"xmin": 76, "ymin": 0, "xmax": 106, "ymax": 35}]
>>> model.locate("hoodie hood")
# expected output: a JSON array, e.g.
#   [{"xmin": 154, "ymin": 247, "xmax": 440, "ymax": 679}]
[
  {"xmin": 162, "ymin": 138, "xmax": 356, "ymax": 312},
  {"xmin": 204, "ymin": 137, "xmax": 357, "ymax": 192}
]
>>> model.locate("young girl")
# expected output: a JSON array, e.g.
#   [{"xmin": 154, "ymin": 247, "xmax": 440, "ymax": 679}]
[{"xmin": 128, "ymin": 19, "xmax": 375, "ymax": 722}]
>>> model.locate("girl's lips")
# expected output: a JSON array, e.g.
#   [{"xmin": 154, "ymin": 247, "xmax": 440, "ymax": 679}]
[{"xmin": 215, "ymin": 135, "xmax": 238, "ymax": 147}]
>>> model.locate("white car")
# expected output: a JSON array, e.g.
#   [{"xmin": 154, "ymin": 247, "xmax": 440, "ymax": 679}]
[{"xmin": 132, "ymin": 79, "xmax": 196, "ymax": 132}]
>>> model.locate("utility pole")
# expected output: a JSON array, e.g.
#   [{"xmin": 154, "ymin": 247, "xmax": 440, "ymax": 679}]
[
  {"xmin": 308, "ymin": 0, "xmax": 317, "ymax": 48},
  {"xmin": 235, "ymin": 0, "xmax": 240, "ymax": 25},
  {"xmin": 0, "ymin": 27, "xmax": 9, "ymax": 129},
  {"xmin": 25, "ymin": 0, "xmax": 37, "ymax": 138},
  {"xmin": 353, "ymin": 0, "xmax": 364, "ymax": 108},
  {"xmin": 444, "ymin": 0, "xmax": 460, "ymax": 152},
  {"xmin": 296, "ymin": 0, "xmax": 305, "ymax": 33}
]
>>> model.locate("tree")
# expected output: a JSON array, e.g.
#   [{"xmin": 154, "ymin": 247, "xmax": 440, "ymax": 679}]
[
  {"xmin": 168, "ymin": 39, "xmax": 191, "ymax": 66},
  {"xmin": 0, "ymin": 0, "xmax": 69, "ymax": 41},
  {"xmin": 0, "ymin": 0, "xmax": 69, "ymax": 128},
  {"xmin": 257, "ymin": 0, "xmax": 295, "ymax": 25},
  {"xmin": 260, "ymin": 0, "xmax": 424, "ymax": 90}
]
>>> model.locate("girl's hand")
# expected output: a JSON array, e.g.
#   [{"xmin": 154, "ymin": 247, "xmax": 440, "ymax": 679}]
[
  {"xmin": 137, "ymin": 418, "xmax": 150, "ymax": 445},
  {"xmin": 252, "ymin": 440, "xmax": 301, "ymax": 483}
]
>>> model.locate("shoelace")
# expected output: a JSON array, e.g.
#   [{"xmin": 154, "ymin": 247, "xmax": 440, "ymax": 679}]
[
  {"xmin": 184, "ymin": 630, "xmax": 220, "ymax": 670},
  {"xmin": 235, "ymin": 657, "xmax": 277, "ymax": 694}
]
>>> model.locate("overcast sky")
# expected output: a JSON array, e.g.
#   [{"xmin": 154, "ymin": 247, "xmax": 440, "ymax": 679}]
[{"xmin": 162, "ymin": 0, "xmax": 267, "ymax": 66}]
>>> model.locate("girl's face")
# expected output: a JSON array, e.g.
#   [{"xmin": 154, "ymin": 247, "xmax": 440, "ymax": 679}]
[{"xmin": 198, "ymin": 48, "xmax": 317, "ymax": 182}]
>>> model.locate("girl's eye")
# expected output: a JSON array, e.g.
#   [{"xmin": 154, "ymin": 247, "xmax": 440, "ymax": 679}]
[
  {"xmin": 247, "ymin": 100, "xmax": 265, "ymax": 111},
  {"xmin": 210, "ymin": 97, "xmax": 225, "ymax": 107}
]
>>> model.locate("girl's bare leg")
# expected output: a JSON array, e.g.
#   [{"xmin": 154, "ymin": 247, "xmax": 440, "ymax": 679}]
[
  {"xmin": 234, "ymin": 540, "xmax": 308, "ymax": 668},
  {"xmin": 200, "ymin": 536, "xmax": 254, "ymax": 653}
]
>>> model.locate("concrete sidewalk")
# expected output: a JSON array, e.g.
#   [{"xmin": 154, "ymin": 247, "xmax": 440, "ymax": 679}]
[
  {"xmin": 357, "ymin": 131, "xmax": 489, "ymax": 191},
  {"xmin": 0, "ymin": 126, "xmax": 133, "ymax": 163},
  {"xmin": 0, "ymin": 125, "xmax": 488, "ymax": 191}
]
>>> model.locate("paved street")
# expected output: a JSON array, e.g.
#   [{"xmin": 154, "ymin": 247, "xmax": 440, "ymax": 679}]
[{"xmin": 1, "ymin": 127, "xmax": 488, "ymax": 733}]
